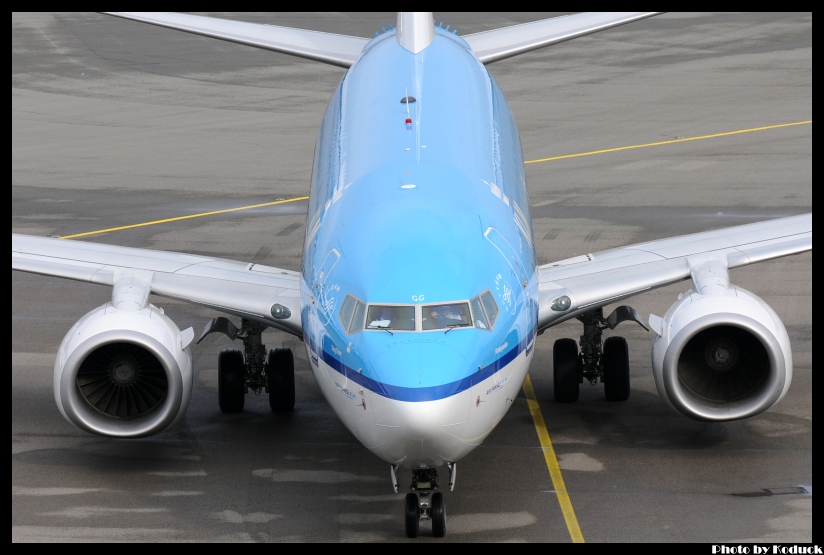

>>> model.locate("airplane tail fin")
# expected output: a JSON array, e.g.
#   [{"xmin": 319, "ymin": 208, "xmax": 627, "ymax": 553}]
[{"xmin": 396, "ymin": 12, "xmax": 434, "ymax": 54}]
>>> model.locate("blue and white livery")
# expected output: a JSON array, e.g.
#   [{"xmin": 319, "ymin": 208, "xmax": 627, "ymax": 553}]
[{"xmin": 11, "ymin": 12, "xmax": 812, "ymax": 538}]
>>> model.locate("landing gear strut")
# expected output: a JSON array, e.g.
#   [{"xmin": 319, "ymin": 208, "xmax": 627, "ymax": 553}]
[
  {"xmin": 553, "ymin": 306, "xmax": 647, "ymax": 403},
  {"xmin": 199, "ymin": 317, "xmax": 295, "ymax": 413},
  {"xmin": 404, "ymin": 468, "xmax": 446, "ymax": 538}
]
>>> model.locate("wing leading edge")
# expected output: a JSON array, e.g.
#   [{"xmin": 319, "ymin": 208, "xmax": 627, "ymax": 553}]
[
  {"xmin": 537, "ymin": 214, "xmax": 812, "ymax": 331},
  {"xmin": 11, "ymin": 234, "xmax": 303, "ymax": 337}
]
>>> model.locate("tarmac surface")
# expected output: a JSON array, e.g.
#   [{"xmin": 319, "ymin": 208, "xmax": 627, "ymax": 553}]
[{"xmin": 12, "ymin": 13, "xmax": 812, "ymax": 542}]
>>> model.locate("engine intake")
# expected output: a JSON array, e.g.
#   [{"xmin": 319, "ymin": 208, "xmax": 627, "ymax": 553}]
[
  {"xmin": 55, "ymin": 303, "xmax": 193, "ymax": 438},
  {"xmin": 652, "ymin": 286, "xmax": 792, "ymax": 421},
  {"xmin": 77, "ymin": 342, "xmax": 170, "ymax": 419},
  {"xmin": 677, "ymin": 324, "xmax": 770, "ymax": 404}
]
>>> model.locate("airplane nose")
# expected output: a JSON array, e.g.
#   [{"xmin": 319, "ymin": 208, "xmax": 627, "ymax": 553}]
[{"xmin": 370, "ymin": 341, "xmax": 472, "ymax": 466}]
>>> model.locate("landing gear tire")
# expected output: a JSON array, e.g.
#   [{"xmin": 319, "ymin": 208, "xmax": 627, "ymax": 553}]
[
  {"xmin": 603, "ymin": 336, "xmax": 630, "ymax": 401},
  {"xmin": 218, "ymin": 348, "xmax": 245, "ymax": 413},
  {"xmin": 405, "ymin": 492, "xmax": 419, "ymax": 538},
  {"xmin": 431, "ymin": 491, "xmax": 446, "ymax": 537},
  {"xmin": 553, "ymin": 338, "xmax": 580, "ymax": 403},
  {"xmin": 266, "ymin": 348, "xmax": 295, "ymax": 413}
]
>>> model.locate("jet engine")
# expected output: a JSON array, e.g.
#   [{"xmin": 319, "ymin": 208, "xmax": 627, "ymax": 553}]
[
  {"xmin": 650, "ymin": 284, "xmax": 792, "ymax": 422},
  {"xmin": 53, "ymin": 300, "xmax": 194, "ymax": 438}
]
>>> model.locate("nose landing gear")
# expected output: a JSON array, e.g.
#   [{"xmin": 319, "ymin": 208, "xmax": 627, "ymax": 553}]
[{"xmin": 404, "ymin": 468, "xmax": 446, "ymax": 538}]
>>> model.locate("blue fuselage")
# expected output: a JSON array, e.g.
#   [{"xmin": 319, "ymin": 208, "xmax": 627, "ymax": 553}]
[{"xmin": 300, "ymin": 28, "xmax": 537, "ymax": 456}]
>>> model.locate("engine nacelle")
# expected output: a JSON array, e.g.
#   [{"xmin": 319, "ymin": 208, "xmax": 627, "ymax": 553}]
[
  {"xmin": 54, "ymin": 302, "xmax": 193, "ymax": 438},
  {"xmin": 651, "ymin": 286, "xmax": 792, "ymax": 421}
]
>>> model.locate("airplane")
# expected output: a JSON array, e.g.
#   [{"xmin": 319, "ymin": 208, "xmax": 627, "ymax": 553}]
[{"xmin": 11, "ymin": 12, "xmax": 812, "ymax": 538}]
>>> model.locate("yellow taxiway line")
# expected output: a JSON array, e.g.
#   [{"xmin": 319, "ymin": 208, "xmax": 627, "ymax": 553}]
[
  {"xmin": 50, "ymin": 120, "xmax": 810, "ymax": 540},
  {"xmin": 58, "ymin": 120, "xmax": 810, "ymax": 239},
  {"xmin": 59, "ymin": 196, "xmax": 310, "ymax": 239},
  {"xmin": 524, "ymin": 120, "xmax": 812, "ymax": 165},
  {"xmin": 523, "ymin": 374, "xmax": 585, "ymax": 543}
]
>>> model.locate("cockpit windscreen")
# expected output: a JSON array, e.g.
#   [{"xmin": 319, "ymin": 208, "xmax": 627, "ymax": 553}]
[
  {"xmin": 422, "ymin": 302, "xmax": 472, "ymax": 330},
  {"xmin": 339, "ymin": 292, "xmax": 498, "ymax": 334},
  {"xmin": 366, "ymin": 305, "xmax": 416, "ymax": 331}
]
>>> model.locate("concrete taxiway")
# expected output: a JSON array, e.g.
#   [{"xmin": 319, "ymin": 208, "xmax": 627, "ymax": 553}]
[{"xmin": 13, "ymin": 13, "xmax": 812, "ymax": 542}]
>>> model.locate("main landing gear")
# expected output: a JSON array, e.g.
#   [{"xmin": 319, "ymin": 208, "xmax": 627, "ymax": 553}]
[
  {"xmin": 199, "ymin": 317, "xmax": 295, "ymax": 413},
  {"xmin": 553, "ymin": 306, "xmax": 648, "ymax": 403},
  {"xmin": 401, "ymin": 467, "xmax": 448, "ymax": 538}
]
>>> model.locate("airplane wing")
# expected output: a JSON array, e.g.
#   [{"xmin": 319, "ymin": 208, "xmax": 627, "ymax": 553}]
[
  {"xmin": 11, "ymin": 234, "xmax": 303, "ymax": 337},
  {"xmin": 105, "ymin": 12, "xmax": 369, "ymax": 68},
  {"xmin": 463, "ymin": 12, "xmax": 661, "ymax": 64},
  {"xmin": 537, "ymin": 214, "xmax": 812, "ymax": 331}
]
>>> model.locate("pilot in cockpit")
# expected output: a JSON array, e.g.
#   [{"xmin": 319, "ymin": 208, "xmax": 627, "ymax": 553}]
[{"xmin": 370, "ymin": 307, "xmax": 391, "ymax": 328}]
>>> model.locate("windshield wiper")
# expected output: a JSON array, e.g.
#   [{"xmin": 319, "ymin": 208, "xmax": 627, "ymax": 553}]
[
  {"xmin": 371, "ymin": 325, "xmax": 394, "ymax": 336},
  {"xmin": 444, "ymin": 324, "xmax": 468, "ymax": 334}
]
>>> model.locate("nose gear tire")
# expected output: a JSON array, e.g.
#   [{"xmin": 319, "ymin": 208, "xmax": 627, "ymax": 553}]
[
  {"xmin": 431, "ymin": 491, "xmax": 446, "ymax": 537},
  {"xmin": 218, "ymin": 348, "xmax": 245, "ymax": 413}
]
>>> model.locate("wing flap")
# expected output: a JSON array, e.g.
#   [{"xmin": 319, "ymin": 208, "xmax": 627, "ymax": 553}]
[
  {"xmin": 13, "ymin": 233, "xmax": 203, "ymax": 273},
  {"xmin": 627, "ymin": 214, "xmax": 811, "ymax": 260},
  {"xmin": 12, "ymin": 234, "xmax": 303, "ymax": 337},
  {"xmin": 149, "ymin": 272, "xmax": 300, "ymax": 333},
  {"xmin": 106, "ymin": 12, "xmax": 369, "ymax": 68},
  {"xmin": 172, "ymin": 259, "xmax": 299, "ymax": 290},
  {"xmin": 464, "ymin": 12, "xmax": 660, "ymax": 64},
  {"xmin": 544, "ymin": 258, "xmax": 690, "ymax": 312},
  {"xmin": 730, "ymin": 233, "xmax": 812, "ymax": 267},
  {"xmin": 537, "ymin": 214, "xmax": 812, "ymax": 330},
  {"xmin": 12, "ymin": 252, "xmax": 105, "ymax": 283}
]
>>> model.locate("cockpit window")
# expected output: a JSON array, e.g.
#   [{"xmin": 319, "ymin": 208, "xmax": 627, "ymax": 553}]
[
  {"xmin": 366, "ymin": 305, "xmax": 416, "ymax": 331},
  {"xmin": 480, "ymin": 291, "xmax": 499, "ymax": 328},
  {"xmin": 339, "ymin": 294, "xmax": 356, "ymax": 330},
  {"xmin": 350, "ymin": 299, "xmax": 366, "ymax": 333},
  {"xmin": 422, "ymin": 302, "xmax": 472, "ymax": 331},
  {"xmin": 470, "ymin": 296, "xmax": 489, "ymax": 330},
  {"xmin": 340, "ymin": 294, "xmax": 367, "ymax": 335}
]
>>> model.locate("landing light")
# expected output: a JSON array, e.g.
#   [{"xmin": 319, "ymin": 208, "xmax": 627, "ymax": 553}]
[
  {"xmin": 551, "ymin": 295, "xmax": 571, "ymax": 312},
  {"xmin": 270, "ymin": 304, "xmax": 292, "ymax": 320}
]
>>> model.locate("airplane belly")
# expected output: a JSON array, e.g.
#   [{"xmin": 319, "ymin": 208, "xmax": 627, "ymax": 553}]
[{"xmin": 363, "ymin": 350, "xmax": 534, "ymax": 469}]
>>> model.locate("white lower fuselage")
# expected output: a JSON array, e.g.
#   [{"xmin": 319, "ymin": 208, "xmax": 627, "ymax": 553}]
[{"xmin": 306, "ymin": 343, "xmax": 533, "ymax": 468}]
